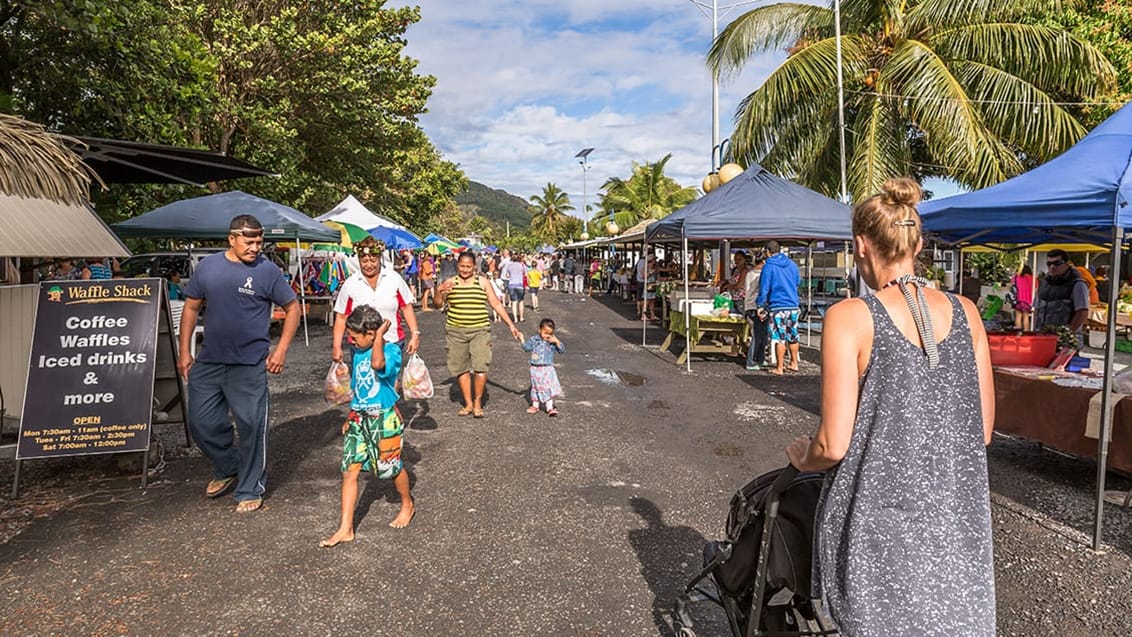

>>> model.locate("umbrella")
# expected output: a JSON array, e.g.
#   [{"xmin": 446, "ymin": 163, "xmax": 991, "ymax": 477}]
[
  {"xmin": 426, "ymin": 237, "xmax": 461, "ymax": 255},
  {"xmin": 423, "ymin": 232, "xmax": 454, "ymax": 244},
  {"xmin": 323, "ymin": 220, "xmax": 372, "ymax": 248},
  {"xmin": 368, "ymin": 225, "xmax": 423, "ymax": 250}
]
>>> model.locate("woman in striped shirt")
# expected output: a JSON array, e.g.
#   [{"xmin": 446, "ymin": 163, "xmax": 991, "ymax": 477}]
[{"xmin": 435, "ymin": 251, "xmax": 522, "ymax": 418}]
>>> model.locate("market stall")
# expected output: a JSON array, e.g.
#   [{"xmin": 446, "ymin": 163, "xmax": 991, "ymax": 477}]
[
  {"xmin": 645, "ymin": 162, "xmax": 852, "ymax": 369},
  {"xmin": 920, "ymin": 99, "xmax": 1132, "ymax": 548}
]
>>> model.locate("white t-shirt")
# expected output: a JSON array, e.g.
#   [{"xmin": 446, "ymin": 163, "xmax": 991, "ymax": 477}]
[
  {"xmin": 334, "ymin": 268, "xmax": 416, "ymax": 344},
  {"xmin": 744, "ymin": 268, "xmax": 763, "ymax": 312}
]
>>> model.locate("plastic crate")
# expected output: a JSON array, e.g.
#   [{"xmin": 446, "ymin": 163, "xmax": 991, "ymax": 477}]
[
  {"xmin": 1116, "ymin": 339, "xmax": 1132, "ymax": 353},
  {"xmin": 987, "ymin": 332, "xmax": 1059, "ymax": 367}
]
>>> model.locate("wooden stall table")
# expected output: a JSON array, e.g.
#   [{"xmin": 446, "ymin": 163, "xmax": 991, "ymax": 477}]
[
  {"xmin": 661, "ymin": 310, "xmax": 749, "ymax": 365},
  {"xmin": 993, "ymin": 367, "xmax": 1132, "ymax": 474},
  {"xmin": 1086, "ymin": 305, "xmax": 1132, "ymax": 341}
]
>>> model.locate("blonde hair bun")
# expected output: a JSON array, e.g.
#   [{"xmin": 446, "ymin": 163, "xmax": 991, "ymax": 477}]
[{"xmin": 881, "ymin": 177, "xmax": 922, "ymax": 207}]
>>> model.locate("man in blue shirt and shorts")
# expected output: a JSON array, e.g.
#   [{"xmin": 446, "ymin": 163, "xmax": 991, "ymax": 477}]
[{"xmin": 177, "ymin": 214, "xmax": 300, "ymax": 513}]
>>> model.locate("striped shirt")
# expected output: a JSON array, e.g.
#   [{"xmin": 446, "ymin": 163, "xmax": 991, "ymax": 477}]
[{"xmin": 446, "ymin": 276, "xmax": 491, "ymax": 328}]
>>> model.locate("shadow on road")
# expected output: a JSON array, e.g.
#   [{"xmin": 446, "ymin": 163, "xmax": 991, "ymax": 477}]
[
  {"xmin": 737, "ymin": 373, "xmax": 822, "ymax": 417},
  {"xmin": 628, "ymin": 496, "xmax": 710, "ymax": 637}
]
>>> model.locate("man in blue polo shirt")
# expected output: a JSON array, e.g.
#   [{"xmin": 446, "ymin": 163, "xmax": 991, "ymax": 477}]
[{"xmin": 177, "ymin": 214, "xmax": 300, "ymax": 513}]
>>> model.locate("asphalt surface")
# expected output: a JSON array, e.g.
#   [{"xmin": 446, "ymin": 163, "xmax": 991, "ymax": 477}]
[{"xmin": 2, "ymin": 289, "xmax": 1131, "ymax": 636}]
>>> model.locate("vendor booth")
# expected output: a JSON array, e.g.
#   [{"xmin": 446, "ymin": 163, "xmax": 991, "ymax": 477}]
[
  {"xmin": 113, "ymin": 190, "xmax": 339, "ymax": 346},
  {"xmin": 644, "ymin": 163, "xmax": 852, "ymax": 369},
  {"xmin": 920, "ymin": 100, "xmax": 1132, "ymax": 549}
]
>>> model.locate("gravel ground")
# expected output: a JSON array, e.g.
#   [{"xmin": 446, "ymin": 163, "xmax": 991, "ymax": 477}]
[{"xmin": 1, "ymin": 290, "xmax": 1131, "ymax": 635}]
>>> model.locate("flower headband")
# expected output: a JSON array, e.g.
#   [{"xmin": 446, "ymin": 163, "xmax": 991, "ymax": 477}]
[{"xmin": 355, "ymin": 239, "xmax": 385, "ymax": 256}]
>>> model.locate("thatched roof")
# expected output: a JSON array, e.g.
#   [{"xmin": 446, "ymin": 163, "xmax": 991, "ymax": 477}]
[{"xmin": 0, "ymin": 114, "xmax": 99, "ymax": 205}]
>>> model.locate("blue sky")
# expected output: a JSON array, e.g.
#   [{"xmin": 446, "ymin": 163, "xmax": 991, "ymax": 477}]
[{"xmin": 397, "ymin": 1, "xmax": 959, "ymax": 218}]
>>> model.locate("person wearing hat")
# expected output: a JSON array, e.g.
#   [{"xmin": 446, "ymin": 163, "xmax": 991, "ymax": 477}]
[
  {"xmin": 332, "ymin": 237, "xmax": 421, "ymax": 367},
  {"xmin": 178, "ymin": 214, "xmax": 300, "ymax": 513}
]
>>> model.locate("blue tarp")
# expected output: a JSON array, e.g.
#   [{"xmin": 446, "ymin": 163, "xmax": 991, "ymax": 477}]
[
  {"xmin": 646, "ymin": 163, "xmax": 851, "ymax": 242},
  {"xmin": 113, "ymin": 190, "xmax": 338, "ymax": 242},
  {"xmin": 368, "ymin": 225, "xmax": 423, "ymax": 250},
  {"xmin": 920, "ymin": 101, "xmax": 1132, "ymax": 246}
]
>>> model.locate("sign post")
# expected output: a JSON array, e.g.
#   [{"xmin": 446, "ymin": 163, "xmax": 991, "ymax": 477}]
[{"xmin": 14, "ymin": 278, "xmax": 170, "ymax": 494}]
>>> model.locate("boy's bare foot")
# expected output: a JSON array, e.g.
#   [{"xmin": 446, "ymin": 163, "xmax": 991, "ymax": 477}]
[
  {"xmin": 389, "ymin": 503, "xmax": 415, "ymax": 529},
  {"xmin": 319, "ymin": 530, "xmax": 355, "ymax": 547}
]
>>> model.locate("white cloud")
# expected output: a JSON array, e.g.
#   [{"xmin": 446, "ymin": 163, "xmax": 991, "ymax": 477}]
[{"xmin": 399, "ymin": 0, "xmax": 792, "ymax": 213}]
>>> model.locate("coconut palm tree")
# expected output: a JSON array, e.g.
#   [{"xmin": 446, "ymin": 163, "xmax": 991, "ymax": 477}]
[
  {"xmin": 599, "ymin": 154, "xmax": 698, "ymax": 224},
  {"xmin": 708, "ymin": 0, "xmax": 1117, "ymax": 200},
  {"xmin": 528, "ymin": 182, "xmax": 574, "ymax": 242}
]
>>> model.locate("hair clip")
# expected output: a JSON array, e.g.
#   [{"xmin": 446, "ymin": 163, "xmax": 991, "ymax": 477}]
[{"xmin": 893, "ymin": 219, "xmax": 916, "ymax": 227}]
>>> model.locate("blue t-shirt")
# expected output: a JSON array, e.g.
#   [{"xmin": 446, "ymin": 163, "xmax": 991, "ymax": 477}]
[
  {"xmin": 351, "ymin": 343, "xmax": 402, "ymax": 412},
  {"xmin": 183, "ymin": 252, "xmax": 296, "ymax": 365}
]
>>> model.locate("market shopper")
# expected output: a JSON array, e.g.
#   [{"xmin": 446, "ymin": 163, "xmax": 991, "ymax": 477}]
[
  {"xmin": 743, "ymin": 251, "xmax": 768, "ymax": 371},
  {"xmin": 756, "ymin": 241, "xmax": 802, "ymax": 374},
  {"xmin": 785, "ymin": 178, "xmax": 996, "ymax": 636},
  {"xmin": 435, "ymin": 251, "xmax": 522, "ymax": 418},
  {"xmin": 1033, "ymin": 249, "xmax": 1089, "ymax": 333},
  {"xmin": 177, "ymin": 214, "xmax": 300, "ymax": 513},
  {"xmin": 1011, "ymin": 265, "xmax": 1035, "ymax": 331},
  {"xmin": 331, "ymin": 237, "xmax": 420, "ymax": 369}
]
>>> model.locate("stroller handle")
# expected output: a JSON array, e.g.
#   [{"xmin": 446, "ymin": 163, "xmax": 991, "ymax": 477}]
[{"xmin": 770, "ymin": 464, "xmax": 800, "ymax": 498}]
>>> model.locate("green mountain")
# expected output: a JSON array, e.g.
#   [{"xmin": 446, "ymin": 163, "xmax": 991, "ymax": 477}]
[{"xmin": 455, "ymin": 181, "xmax": 530, "ymax": 232}]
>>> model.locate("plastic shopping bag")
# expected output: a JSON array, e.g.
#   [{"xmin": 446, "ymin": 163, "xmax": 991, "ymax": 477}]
[
  {"xmin": 401, "ymin": 353, "xmax": 434, "ymax": 400},
  {"xmin": 324, "ymin": 361, "xmax": 352, "ymax": 405}
]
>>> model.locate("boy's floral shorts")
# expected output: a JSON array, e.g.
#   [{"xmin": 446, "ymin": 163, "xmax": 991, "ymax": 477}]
[{"xmin": 342, "ymin": 408, "xmax": 403, "ymax": 478}]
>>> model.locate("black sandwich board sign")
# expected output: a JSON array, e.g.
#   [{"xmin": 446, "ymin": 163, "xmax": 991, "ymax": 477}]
[{"xmin": 15, "ymin": 279, "xmax": 184, "ymax": 481}]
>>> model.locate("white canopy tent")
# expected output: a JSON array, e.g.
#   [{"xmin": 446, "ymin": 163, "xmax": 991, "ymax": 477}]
[{"xmin": 316, "ymin": 195, "xmax": 409, "ymax": 232}]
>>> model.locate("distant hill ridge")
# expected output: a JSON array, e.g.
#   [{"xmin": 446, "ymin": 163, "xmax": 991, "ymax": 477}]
[{"xmin": 455, "ymin": 181, "xmax": 530, "ymax": 231}]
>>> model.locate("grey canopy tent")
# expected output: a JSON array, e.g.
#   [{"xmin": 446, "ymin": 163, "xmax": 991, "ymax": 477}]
[
  {"xmin": 113, "ymin": 190, "xmax": 339, "ymax": 345},
  {"xmin": 644, "ymin": 163, "xmax": 852, "ymax": 370},
  {"xmin": 920, "ymin": 101, "xmax": 1132, "ymax": 550}
]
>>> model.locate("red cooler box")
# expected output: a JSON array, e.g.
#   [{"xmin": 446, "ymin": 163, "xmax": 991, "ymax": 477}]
[{"xmin": 987, "ymin": 332, "xmax": 1059, "ymax": 367}]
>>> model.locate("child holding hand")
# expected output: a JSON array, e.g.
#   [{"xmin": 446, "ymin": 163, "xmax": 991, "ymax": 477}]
[
  {"xmin": 523, "ymin": 318, "xmax": 565, "ymax": 416},
  {"xmin": 320, "ymin": 305, "xmax": 414, "ymax": 548}
]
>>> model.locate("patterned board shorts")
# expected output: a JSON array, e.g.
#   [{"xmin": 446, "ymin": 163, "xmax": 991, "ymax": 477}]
[
  {"xmin": 769, "ymin": 309, "xmax": 800, "ymax": 344},
  {"xmin": 342, "ymin": 408, "xmax": 403, "ymax": 478}
]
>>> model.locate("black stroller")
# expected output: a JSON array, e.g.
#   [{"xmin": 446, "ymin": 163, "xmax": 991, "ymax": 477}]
[{"xmin": 673, "ymin": 466, "xmax": 838, "ymax": 637}]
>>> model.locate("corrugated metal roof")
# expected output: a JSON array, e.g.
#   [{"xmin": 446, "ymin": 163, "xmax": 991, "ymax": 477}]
[{"xmin": 0, "ymin": 194, "xmax": 130, "ymax": 258}]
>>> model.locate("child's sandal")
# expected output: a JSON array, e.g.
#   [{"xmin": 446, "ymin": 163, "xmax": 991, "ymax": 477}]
[
  {"xmin": 526, "ymin": 406, "xmax": 540, "ymax": 414},
  {"xmin": 547, "ymin": 408, "xmax": 558, "ymax": 417}
]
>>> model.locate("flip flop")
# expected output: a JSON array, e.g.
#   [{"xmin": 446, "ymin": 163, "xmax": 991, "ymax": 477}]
[
  {"xmin": 473, "ymin": 407, "xmax": 485, "ymax": 418},
  {"xmin": 457, "ymin": 406, "xmax": 474, "ymax": 417},
  {"xmin": 235, "ymin": 498, "xmax": 263, "ymax": 513},
  {"xmin": 526, "ymin": 406, "xmax": 540, "ymax": 414},
  {"xmin": 547, "ymin": 408, "xmax": 558, "ymax": 417},
  {"xmin": 206, "ymin": 475, "xmax": 237, "ymax": 498}
]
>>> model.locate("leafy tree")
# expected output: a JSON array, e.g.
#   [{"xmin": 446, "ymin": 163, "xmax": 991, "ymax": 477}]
[
  {"xmin": 1, "ymin": 0, "xmax": 464, "ymax": 228},
  {"xmin": 527, "ymin": 182, "xmax": 575, "ymax": 243},
  {"xmin": 1031, "ymin": 0, "xmax": 1132, "ymax": 127},
  {"xmin": 598, "ymin": 154, "xmax": 697, "ymax": 224},
  {"xmin": 708, "ymin": 0, "xmax": 1117, "ymax": 201}
]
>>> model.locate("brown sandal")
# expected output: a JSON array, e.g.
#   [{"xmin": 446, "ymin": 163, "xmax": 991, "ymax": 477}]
[
  {"xmin": 457, "ymin": 406, "xmax": 474, "ymax": 416},
  {"xmin": 473, "ymin": 407, "xmax": 485, "ymax": 418}
]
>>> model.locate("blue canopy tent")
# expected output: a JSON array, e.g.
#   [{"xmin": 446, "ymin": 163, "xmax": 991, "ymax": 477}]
[
  {"xmin": 644, "ymin": 163, "xmax": 852, "ymax": 370},
  {"xmin": 114, "ymin": 190, "xmax": 339, "ymax": 346},
  {"xmin": 368, "ymin": 225, "xmax": 422, "ymax": 250},
  {"xmin": 920, "ymin": 101, "xmax": 1132, "ymax": 550}
]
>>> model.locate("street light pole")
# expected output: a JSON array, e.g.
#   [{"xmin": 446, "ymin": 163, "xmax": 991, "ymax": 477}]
[
  {"xmin": 834, "ymin": 0, "xmax": 848, "ymax": 203},
  {"xmin": 575, "ymin": 147, "xmax": 594, "ymax": 241}
]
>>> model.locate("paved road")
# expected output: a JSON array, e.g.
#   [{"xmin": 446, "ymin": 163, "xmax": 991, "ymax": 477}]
[{"xmin": 1, "ymin": 290, "xmax": 1131, "ymax": 635}]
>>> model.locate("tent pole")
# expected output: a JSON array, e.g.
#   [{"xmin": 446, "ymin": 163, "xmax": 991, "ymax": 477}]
[
  {"xmin": 297, "ymin": 233, "xmax": 309, "ymax": 347},
  {"xmin": 642, "ymin": 239, "xmax": 648, "ymax": 347},
  {"xmin": 806, "ymin": 242, "xmax": 814, "ymax": 348},
  {"xmin": 1094, "ymin": 226, "xmax": 1123, "ymax": 550},
  {"xmin": 684, "ymin": 231, "xmax": 692, "ymax": 373}
]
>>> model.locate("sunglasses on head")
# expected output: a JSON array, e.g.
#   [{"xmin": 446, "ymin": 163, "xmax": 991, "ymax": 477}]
[
  {"xmin": 229, "ymin": 228, "xmax": 264, "ymax": 238},
  {"xmin": 1047, "ymin": 259, "xmax": 1065, "ymax": 267}
]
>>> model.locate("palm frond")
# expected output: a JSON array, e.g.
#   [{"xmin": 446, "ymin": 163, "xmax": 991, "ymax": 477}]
[
  {"xmin": 885, "ymin": 39, "xmax": 1022, "ymax": 188},
  {"xmin": 729, "ymin": 34, "xmax": 869, "ymax": 164},
  {"xmin": 907, "ymin": 0, "xmax": 1060, "ymax": 32},
  {"xmin": 708, "ymin": 3, "xmax": 831, "ymax": 79},
  {"xmin": 932, "ymin": 23, "xmax": 1116, "ymax": 98},
  {"xmin": 953, "ymin": 60, "xmax": 1087, "ymax": 158},
  {"xmin": 848, "ymin": 90, "xmax": 911, "ymax": 199},
  {"xmin": 0, "ymin": 114, "xmax": 98, "ymax": 205}
]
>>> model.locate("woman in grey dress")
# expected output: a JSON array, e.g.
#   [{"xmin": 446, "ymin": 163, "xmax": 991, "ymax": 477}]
[{"xmin": 785, "ymin": 178, "xmax": 996, "ymax": 636}]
